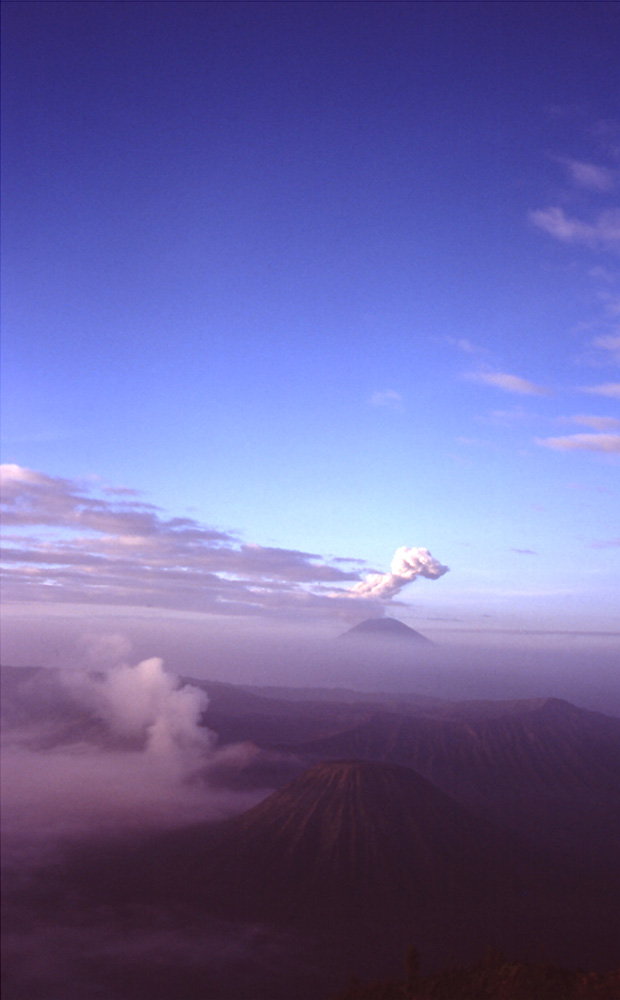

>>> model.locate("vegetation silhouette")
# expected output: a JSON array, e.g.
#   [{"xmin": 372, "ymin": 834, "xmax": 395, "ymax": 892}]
[{"xmin": 329, "ymin": 946, "xmax": 620, "ymax": 999}]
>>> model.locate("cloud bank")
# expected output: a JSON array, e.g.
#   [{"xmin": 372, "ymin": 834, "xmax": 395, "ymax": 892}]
[
  {"xmin": 1, "ymin": 467, "xmax": 450, "ymax": 619},
  {"xmin": 0, "ymin": 465, "xmax": 379, "ymax": 619}
]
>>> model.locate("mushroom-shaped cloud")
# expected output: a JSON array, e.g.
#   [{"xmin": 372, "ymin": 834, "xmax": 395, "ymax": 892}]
[{"xmin": 350, "ymin": 546, "xmax": 449, "ymax": 599}]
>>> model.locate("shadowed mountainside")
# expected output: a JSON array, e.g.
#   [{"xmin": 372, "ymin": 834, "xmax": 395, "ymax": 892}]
[
  {"xmin": 3, "ymin": 665, "xmax": 620, "ymax": 997},
  {"xmin": 279, "ymin": 698, "xmax": 620, "ymax": 866},
  {"xmin": 197, "ymin": 678, "xmax": 620, "ymax": 872},
  {"xmin": 341, "ymin": 618, "xmax": 432, "ymax": 643},
  {"xmin": 3, "ymin": 665, "xmax": 619, "ymax": 870},
  {"xmin": 55, "ymin": 758, "xmax": 618, "ymax": 977},
  {"xmin": 6, "ymin": 665, "xmax": 616, "ymax": 868}
]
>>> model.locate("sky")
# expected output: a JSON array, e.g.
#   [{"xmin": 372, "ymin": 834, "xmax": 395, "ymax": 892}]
[{"xmin": 1, "ymin": 0, "xmax": 619, "ymax": 653}]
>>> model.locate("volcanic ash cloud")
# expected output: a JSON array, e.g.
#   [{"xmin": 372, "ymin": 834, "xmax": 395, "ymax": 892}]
[{"xmin": 351, "ymin": 546, "xmax": 449, "ymax": 599}]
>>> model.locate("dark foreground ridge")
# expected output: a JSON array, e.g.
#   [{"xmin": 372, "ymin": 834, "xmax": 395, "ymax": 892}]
[
  {"xmin": 59, "ymin": 758, "xmax": 618, "ymax": 979},
  {"xmin": 204, "ymin": 758, "xmax": 529, "ymax": 921},
  {"xmin": 328, "ymin": 947, "xmax": 620, "ymax": 999},
  {"xmin": 341, "ymin": 618, "xmax": 432, "ymax": 642},
  {"xmin": 3, "ymin": 667, "xmax": 620, "ymax": 999}
]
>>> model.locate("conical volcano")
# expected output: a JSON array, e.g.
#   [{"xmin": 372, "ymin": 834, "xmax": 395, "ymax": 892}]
[
  {"xmin": 63, "ymin": 759, "xmax": 574, "ymax": 976},
  {"xmin": 224, "ymin": 759, "xmax": 490, "ymax": 887},
  {"xmin": 342, "ymin": 618, "xmax": 431, "ymax": 642},
  {"xmin": 191, "ymin": 759, "xmax": 536, "ymax": 934}
]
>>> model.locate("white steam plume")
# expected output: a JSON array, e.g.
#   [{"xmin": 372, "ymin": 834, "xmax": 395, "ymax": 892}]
[
  {"xmin": 68, "ymin": 657, "xmax": 214, "ymax": 758},
  {"xmin": 350, "ymin": 546, "xmax": 449, "ymax": 599}
]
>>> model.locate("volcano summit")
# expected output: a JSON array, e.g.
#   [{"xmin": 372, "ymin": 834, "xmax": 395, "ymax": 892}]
[{"xmin": 341, "ymin": 618, "xmax": 432, "ymax": 643}]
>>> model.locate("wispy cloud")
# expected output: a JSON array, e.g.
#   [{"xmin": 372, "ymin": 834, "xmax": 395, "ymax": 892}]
[
  {"xmin": 559, "ymin": 158, "xmax": 616, "ymax": 192},
  {"xmin": 593, "ymin": 333, "xmax": 620, "ymax": 363},
  {"xmin": 598, "ymin": 290, "xmax": 620, "ymax": 318},
  {"xmin": 101, "ymin": 485, "xmax": 146, "ymax": 498},
  {"xmin": 487, "ymin": 407, "xmax": 534, "ymax": 424},
  {"xmin": 563, "ymin": 414, "xmax": 620, "ymax": 431},
  {"xmin": 445, "ymin": 337, "xmax": 481, "ymax": 355},
  {"xmin": 369, "ymin": 390, "xmax": 404, "ymax": 411},
  {"xmin": 581, "ymin": 382, "xmax": 620, "ymax": 398},
  {"xmin": 536, "ymin": 433, "xmax": 620, "ymax": 453},
  {"xmin": 467, "ymin": 372, "xmax": 549, "ymax": 396},
  {"xmin": 589, "ymin": 265, "xmax": 616, "ymax": 283},
  {"xmin": 590, "ymin": 538, "xmax": 620, "ymax": 549},
  {"xmin": 591, "ymin": 118, "xmax": 620, "ymax": 159},
  {"xmin": 511, "ymin": 548, "xmax": 538, "ymax": 555},
  {"xmin": 0, "ymin": 465, "xmax": 373, "ymax": 618},
  {"xmin": 529, "ymin": 207, "xmax": 620, "ymax": 249}
]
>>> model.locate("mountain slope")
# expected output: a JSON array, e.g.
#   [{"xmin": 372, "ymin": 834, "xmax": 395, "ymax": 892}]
[
  {"xmin": 341, "ymin": 618, "xmax": 431, "ymax": 642},
  {"xmin": 282, "ymin": 698, "xmax": 620, "ymax": 865},
  {"xmin": 53, "ymin": 756, "xmax": 620, "ymax": 975},
  {"xmin": 211, "ymin": 759, "xmax": 517, "ymax": 908},
  {"xmin": 67, "ymin": 760, "xmax": 548, "ymax": 941}
]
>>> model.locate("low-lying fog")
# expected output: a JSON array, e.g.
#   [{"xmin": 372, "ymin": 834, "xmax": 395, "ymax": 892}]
[
  {"xmin": 2, "ymin": 611, "xmax": 619, "ymax": 999},
  {"xmin": 2, "ymin": 607, "xmax": 619, "ymax": 713},
  {"xmin": 0, "ymin": 647, "xmax": 318, "ymax": 1000}
]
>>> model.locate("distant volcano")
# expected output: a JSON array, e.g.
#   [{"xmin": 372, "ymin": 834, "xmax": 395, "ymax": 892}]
[{"xmin": 342, "ymin": 617, "xmax": 432, "ymax": 643}]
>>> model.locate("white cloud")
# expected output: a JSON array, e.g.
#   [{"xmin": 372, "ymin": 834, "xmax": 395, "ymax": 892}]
[
  {"xmin": 369, "ymin": 390, "xmax": 404, "ymax": 411},
  {"xmin": 593, "ymin": 334, "xmax": 620, "ymax": 362},
  {"xmin": 582, "ymin": 382, "xmax": 620, "ymax": 398},
  {"xmin": 488, "ymin": 407, "xmax": 533, "ymax": 423},
  {"xmin": 566, "ymin": 414, "xmax": 620, "ymax": 431},
  {"xmin": 446, "ymin": 337, "xmax": 480, "ymax": 355},
  {"xmin": 529, "ymin": 207, "xmax": 620, "ymax": 249},
  {"xmin": 536, "ymin": 433, "xmax": 620, "ymax": 453},
  {"xmin": 456, "ymin": 437, "xmax": 483, "ymax": 446},
  {"xmin": 561, "ymin": 158, "xmax": 616, "ymax": 192},
  {"xmin": 467, "ymin": 372, "xmax": 549, "ymax": 396}
]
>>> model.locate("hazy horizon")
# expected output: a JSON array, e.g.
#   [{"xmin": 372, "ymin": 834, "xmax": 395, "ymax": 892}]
[{"xmin": 2, "ymin": 605, "xmax": 619, "ymax": 715}]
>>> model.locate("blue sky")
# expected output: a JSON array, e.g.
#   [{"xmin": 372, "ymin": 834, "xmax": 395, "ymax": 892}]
[{"xmin": 1, "ymin": 1, "xmax": 619, "ymax": 637}]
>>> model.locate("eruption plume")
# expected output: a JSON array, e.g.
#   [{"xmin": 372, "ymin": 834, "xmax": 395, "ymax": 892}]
[{"xmin": 350, "ymin": 546, "xmax": 449, "ymax": 599}]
